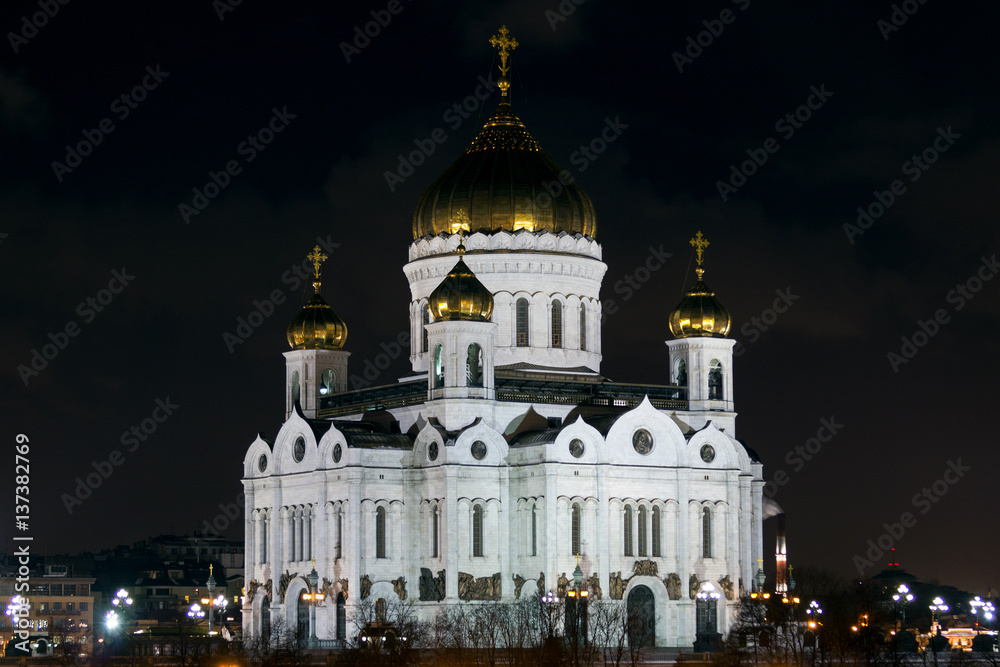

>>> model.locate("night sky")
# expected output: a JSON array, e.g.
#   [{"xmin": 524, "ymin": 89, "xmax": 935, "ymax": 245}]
[{"xmin": 2, "ymin": 1, "xmax": 998, "ymax": 593}]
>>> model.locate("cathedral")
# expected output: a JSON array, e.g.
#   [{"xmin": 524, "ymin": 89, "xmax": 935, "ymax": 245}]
[{"xmin": 241, "ymin": 26, "xmax": 765, "ymax": 648}]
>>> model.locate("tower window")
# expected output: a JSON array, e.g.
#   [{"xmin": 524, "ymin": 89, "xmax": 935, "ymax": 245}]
[
  {"xmin": 291, "ymin": 370, "xmax": 300, "ymax": 406},
  {"xmin": 652, "ymin": 506, "xmax": 661, "ymax": 557},
  {"xmin": 432, "ymin": 507, "xmax": 440, "ymax": 558},
  {"xmin": 709, "ymin": 360, "xmax": 723, "ymax": 400},
  {"xmin": 422, "ymin": 306, "xmax": 430, "ymax": 353},
  {"xmin": 320, "ymin": 369, "xmax": 335, "ymax": 395},
  {"xmin": 467, "ymin": 343, "xmax": 483, "ymax": 387},
  {"xmin": 376, "ymin": 506, "xmax": 387, "ymax": 559},
  {"xmin": 580, "ymin": 304, "xmax": 587, "ymax": 351},
  {"xmin": 702, "ymin": 506, "xmax": 712, "ymax": 559},
  {"xmin": 638, "ymin": 505, "xmax": 648, "ymax": 557},
  {"xmin": 433, "ymin": 344, "xmax": 444, "ymax": 388},
  {"xmin": 551, "ymin": 300, "xmax": 563, "ymax": 348},
  {"xmin": 571, "ymin": 502, "xmax": 582, "ymax": 556},
  {"xmin": 675, "ymin": 358, "xmax": 687, "ymax": 387},
  {"xmin": 516, "ymin": 298, "xmax": 529, "ymax": 347},
  {"xmin": 624, "ymin": 505, "xmax": 634, "ymax": 557},
  {"xmin": 335, "ymin": 511, "xmax": 343, "ymax": 560},
  {"xmin": 472, "ymin": 505, "xmax": 484, "ymax": 557}
]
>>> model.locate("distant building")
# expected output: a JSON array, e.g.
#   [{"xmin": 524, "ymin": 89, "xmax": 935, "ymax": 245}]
[{"xmin": 0, "ymin": 567, "xmax": 95, "ymax": 656}]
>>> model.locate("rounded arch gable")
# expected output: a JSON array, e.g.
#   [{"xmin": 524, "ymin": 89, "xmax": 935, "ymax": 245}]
[{"xmin": 605, "ymin": 397, "xmax": 686, "ymax": 467}]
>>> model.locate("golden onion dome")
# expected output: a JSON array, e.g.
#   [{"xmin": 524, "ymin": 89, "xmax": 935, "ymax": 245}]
[
  {"xmin": 411, "ymin": 26, "xmax": 597, "ymax": 240},
  {"xmin": 427, "ymin": 244, "xmax": 494, "ymax": 322},
  {"xmin": 286, "ymin": 246, "xmax": 348, "ymax": 350},
  {"xmin": 668, "ymin": 232, "xmax": 731, "ymax": 339}
]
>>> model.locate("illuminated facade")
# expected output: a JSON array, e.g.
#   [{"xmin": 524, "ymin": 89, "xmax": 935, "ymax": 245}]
[{"xmin": 241, "ymin": 26, "xmax": 764, "ymax": 648}]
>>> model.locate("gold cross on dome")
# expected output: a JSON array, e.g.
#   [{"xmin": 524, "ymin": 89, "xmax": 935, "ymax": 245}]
[
  {"xmin": 449, "ymin": 208, "xmax": 471, "ymax": 234},
  {"xmin": 307, "ymin": 245, "xmax": 328, "ymax": 280},
  {"xmin": 690, "ymin": 231, "xmax": 710, "ymax": 267},
  {"xmin": 489, "ymin": 25, "xmax": 519, "ymax": 78}
]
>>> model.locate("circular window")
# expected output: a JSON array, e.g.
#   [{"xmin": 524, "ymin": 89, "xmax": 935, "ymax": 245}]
[
  {"xmin": 700, "ymin": 444, "xmax": 716, "ymax": 463},
  {"xmin": 632, "ymin": 429, "xmax": 653, "ymax": 455},
  {"xmin": 258, "ymin": 454, "xmax": 267, "ymax": 473},
  {"xmin": 333, "ymin": 443, "xmax": 342, "ymax": 463},
  {"xmin": 293, "ymin": 437, "xmax": 306, "ymax": 462},
  {"xmin": 428, "ymin": 442, "xmax": 439, "ymax": 461},
  {"xmin": 569, "ymin": 439, "xmax": 585, "ymax": 458},
  {"xmin": 471, "ymin": 440, "xmax": 487, "ymax": 460}
]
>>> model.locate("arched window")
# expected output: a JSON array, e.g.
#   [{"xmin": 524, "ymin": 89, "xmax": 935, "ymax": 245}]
[
  {"xmin": 422, "ymin": 306, "xmax": 430, "ymax": 353},
  {"xmin": 624, "ymin": 505, "xmax": 634, "ymax": 557},
  {"xmin": 291, "ymin": 370, "xmax": 300, "ymax": 405},
  {"xmin": 571, "ymin": 503, "xmax": 582, "ymax": 556},
  {"xmin": 320, "ymin": 369, "xmax": 335, "ymax": 395},
  {"xmin": 580, "ymin": 304, "xmax": 587, "ymax": 351},
  {"xmin": 531, "ymin": 503, "xmax": 538, "ymax": 556},
  {"xmin": 516, "ymin": 298, "xmax": 529, "ymax": 347},
  {"xmin": 433, "ymin": 344, "xmax": 444, "ymax": 388},
  {"xmin": 709, "ymin": 359, "xmax": 723, "ymax": 400},
  {"xmin": 702, "ymin": 506, "xmax": 712, "ymax": 558},
  {"xmin": 472, "ymin": 505, "xmax": 484, "ymax": 557},
  {"xmin": 551, "ymin": 301, "xmax": 563, "ymax": 348},
  {"xmin": 638, "ymin": 506, "xmax": 648, "ymax": 557},
  {"xmin": 432, "ymin": 507, "xmax": 440, "ymax": 558},
  {"xmin": 675, "ymin": 358, "xmax": 687, "ymax": 386},
  {"xmin": 652, "ymin": 506, "xmax": 661, "ymax": 557},
  {"xmin": 467, "ymin": 343, "xmax": 483, "ymax": 387},
  {"xmin": 376, "ymin": 506, "xmax": 387, "ymax": 559},
  {"xmin": 296, "ymin": 591, "xmax": 309, "ymax": 643},
  {"xmin": 375, "ymin": 598, "xmax": 387, "ymax": 623}
]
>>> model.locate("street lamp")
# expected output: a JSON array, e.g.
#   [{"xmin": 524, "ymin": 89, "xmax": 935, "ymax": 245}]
[
  {"xmin": 566, "ymin": 563, "xmax": 589, "ymax": 647},
  {"xmin": 892, "ymin": 584, "xmax": 914, "ymax": 631},
  {"xmin": 301, "ymin": 561, "xmax": 325, "ymax": 647},
  {"xmin": 188, "ymin": 603, "xmax": 205, "ymax": 626},
  {"xmin": 541, "ymin": 590, "xmax": 561, "ymax": 639},
  {"xmin": 929, "ymin": 597, "xmax": 948, "ymax": 634}
]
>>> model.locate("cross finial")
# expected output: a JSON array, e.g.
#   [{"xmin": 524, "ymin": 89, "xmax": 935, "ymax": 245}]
[
  {"xmin": 306, "ymin": 245, "xmax": 328, "ymax": 294},
  {"xmin": 489, "ymin": 25, "xmax": 518, "ymax": 96},
  {"xmin": 209, "ymin": 564, "xmax": 213, "ymax": 575},
  {"xmin": 689, "ymin": 231, "xmax": 710, "ymax": 279},
  {"xmin": 449, "ymin": 208, "xmax": 471, "ymax": 235}
]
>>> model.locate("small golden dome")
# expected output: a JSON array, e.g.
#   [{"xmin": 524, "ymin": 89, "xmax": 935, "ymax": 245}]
[
  {"xmin": 286, "ymin": 245, "xmax": 348, "ymax": 350},
  {"xmin": 411, "ymin": 26, "xmax": 597, "ymax": 240},
  {"xmin": 427, "ymin": 245, "xmax": 494, "ymax": 322},
  {"xmin": 287, "ymin": 293, "xmax": 348, "ymax": 350},
  {"xmin": 668, "ymin": 231, "xmax": 731, "ymax": 338}
]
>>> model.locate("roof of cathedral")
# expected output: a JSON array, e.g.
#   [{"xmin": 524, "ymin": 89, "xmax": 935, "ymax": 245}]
[
  {"xmin": 411, "ymin": 26, "xmax": 597, "ymax": 240},
  {"xmin": 286, "ymin": 246, "xmax": 347, "ymax": 350},
  {"xmin": 427, "ymin": 242, "xmax": 494, "ymax": 322},
  {"xmin": 669, "ymin": 232, "xmax": 731, "ymax": 339}
]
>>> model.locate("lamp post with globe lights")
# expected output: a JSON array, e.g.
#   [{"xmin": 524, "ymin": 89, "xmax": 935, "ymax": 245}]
[
  {"xmin": 300, "ymin": 562, "xmax": 325, "ymax": 648},
  {"xmin": 929, "ymin": 597, "xmax": 948, "ymax": 634},
  {"xmin": 970, "ymin": 596, "xmax": 997, "ymax": 653},
  {"xmin": 104, "ymin": 588, "xmax": 133, "ymax": 653},
  {"xmin": 891, "ymin": 584, "xmax": 917, "ymax": 653},
  {"xmin": 187, "ymin": 602, "xmax": 205, "ymax": 630}
]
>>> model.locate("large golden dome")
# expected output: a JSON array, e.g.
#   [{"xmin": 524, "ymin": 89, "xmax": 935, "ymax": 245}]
[
  {"xmin": 427, "ymin": 245, "xmax": 494, "ymax": 322},
  {"xmin": 668, "ymin": 232, "xmax": 731, "ymax": 339},
  {"xmin": 286, "ymin": 245, "xmax": 348, "ymax": 350},
  {"xmin": 412, "ymin": 27, "xmax": 597, "ymax": 240}
]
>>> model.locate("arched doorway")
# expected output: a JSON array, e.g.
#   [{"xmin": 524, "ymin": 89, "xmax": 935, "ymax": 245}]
[
  {"xmin": 261, "ymin": 596, "xmax": 271, "ymax": 642},
  {"xmin": 626, "ymin": 585, "xmax": 655, "ymax": 648},
  {"xmin": 296, "ymin": 591, "xmax": 309, "ymax": 644},
  {"xmin": 336, "ymin": 593, "xmax": 347, "ymax": 641}
]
